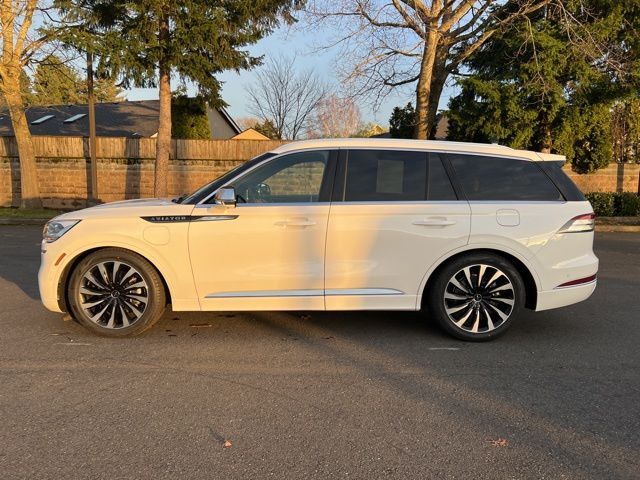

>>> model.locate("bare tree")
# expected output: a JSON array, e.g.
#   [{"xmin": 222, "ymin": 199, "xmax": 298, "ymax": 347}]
[
  {"xmin": 0, "ymin": 0, "xmax": 48, "ymax": 208},
  {"xmin": 247, "ymin": 56, "xmax": 328, "ymax": 140},
  {"xmin": 305, "ymin": 0, "xmax": 556, "ymax": 139},
  {"xmin": 308, "ymin": 93, "xmax": 362, "ymax": 138}
]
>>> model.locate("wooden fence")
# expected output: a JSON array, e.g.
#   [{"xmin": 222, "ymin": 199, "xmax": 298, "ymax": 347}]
[
  {"xmin": 0, "ymin": 136, "xmax": 287, "ymax": 160},
  {"xmin": 0, "ymin": 135, "xmax": 638, "ymax": 209}
]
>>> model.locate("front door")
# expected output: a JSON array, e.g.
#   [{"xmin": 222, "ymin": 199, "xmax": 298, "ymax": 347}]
[{"xmin": 189, "ymin": 149, "xmax": 336, "ymax": 311}]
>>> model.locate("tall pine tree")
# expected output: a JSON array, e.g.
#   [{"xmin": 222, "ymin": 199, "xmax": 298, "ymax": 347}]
[{"xmin": 55, "ymin": 0, "xmax": 302, "ymax": 196}]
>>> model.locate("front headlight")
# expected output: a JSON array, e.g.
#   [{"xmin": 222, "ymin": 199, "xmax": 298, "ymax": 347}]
[{"xmin": 43, "ymin": 220, "xmax": 80, "ymax": 243}]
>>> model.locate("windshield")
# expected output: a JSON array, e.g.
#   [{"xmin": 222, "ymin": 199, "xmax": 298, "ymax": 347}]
[{"xmin": 180, "ymin": 152, "xmax": 277, "ymax": 204}]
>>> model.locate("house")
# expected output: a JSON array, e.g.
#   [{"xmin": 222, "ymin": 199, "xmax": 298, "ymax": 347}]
[
  {"xmin": 0, "ymin": 99, "xmax": 241, "ymax": 139},
  {"xmin": 231, "ymin": 128, "xmax": 271, "ymax": 140}
]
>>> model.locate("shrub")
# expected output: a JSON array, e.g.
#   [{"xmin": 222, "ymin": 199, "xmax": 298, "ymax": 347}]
[
  {"xmin": 585, "ymin": 192, "xmax": 640, "ymax": 217},
  {"xmin": 615, "ymin": 192, "xmax": 640, "ymax": 216},
  {"xmin": 585, "ymin": 192, "xmax": 615, "ymax": 217}
]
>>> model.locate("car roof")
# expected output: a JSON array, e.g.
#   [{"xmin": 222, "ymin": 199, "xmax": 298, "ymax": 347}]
[{"xmin": 269, "ymin": 138, "xmax": 565, "ymax": 162}]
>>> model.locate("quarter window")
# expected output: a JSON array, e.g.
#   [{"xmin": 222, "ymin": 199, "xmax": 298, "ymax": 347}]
[
  {"xmin": 233, "ymin": 151, "xmax": 329, "ymax": 203},
  {"xmin": 343, "ymin": 150, "xmax": 457, "ymax": 201},
  {"xmin": 447, "ymin": 154, "xmax": 563, "ymax": 201}
]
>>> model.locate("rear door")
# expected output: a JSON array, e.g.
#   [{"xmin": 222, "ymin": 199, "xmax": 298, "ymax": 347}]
[{"xmin": 324, "ymin": 149, "xmax": 471, "ymax": 310}]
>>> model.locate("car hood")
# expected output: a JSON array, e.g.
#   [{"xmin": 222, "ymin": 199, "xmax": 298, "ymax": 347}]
[{"xmin": 53, "ymin": 198, "xmax": 194, "ymax": 221}]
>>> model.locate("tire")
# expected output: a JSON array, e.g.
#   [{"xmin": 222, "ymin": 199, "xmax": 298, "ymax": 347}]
[
  {"xmin": 68, "ymin": 248, "xmax": 166, "ymax": 337},
  {"xmin": 426, "ymin": 253, "xmax": 525, "ymax": 341}
]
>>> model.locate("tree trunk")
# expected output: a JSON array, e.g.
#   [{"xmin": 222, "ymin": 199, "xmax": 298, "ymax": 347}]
[
  {"xmin": 427, "ymin": 48, "xmax": 448, "ymax": 139},
  {"xmin": 4, "ymin": 82, "xmax": 42, "ymax": 209},
  {"xmin": 414, "ymin": 29, "xmax": 440, "ymax": 140},
  {"xmin": 154, "ymin": 11, "xmax": 171, "ymax": 198}
]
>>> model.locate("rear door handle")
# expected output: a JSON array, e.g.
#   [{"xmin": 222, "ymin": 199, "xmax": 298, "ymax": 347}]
[
  {"xmin": 412, "ymin": 219, "xmax": 456, "ymax": 227},
  {"xmin": 274, "ymin": 218, "xmax": 316, "ymax": 228}
]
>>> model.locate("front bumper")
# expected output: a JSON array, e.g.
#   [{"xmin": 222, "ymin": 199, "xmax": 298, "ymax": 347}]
[{"xmin": 38, "ymin": 240, "xmax": 65, "ymax": 313}]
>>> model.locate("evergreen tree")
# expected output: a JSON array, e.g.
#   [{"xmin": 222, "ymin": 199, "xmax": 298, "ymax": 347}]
[
  {"xmin": 389, "ymin": 103, "xmax": 416, "ymax": 139},
  {"xmin": 447, "ymin": 1, "xmax": 640, "ymax": 172},
  {"xmin": 55, "ymin": 0, "xmax": 302, "ymax": 197},
  {"xmin": 171, "ymin": 95, "xmax": 210, "ymax": 139}
]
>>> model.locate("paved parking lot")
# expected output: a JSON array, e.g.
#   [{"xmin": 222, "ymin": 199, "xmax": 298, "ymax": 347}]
[{"xmin": 0, "ymin": 226, "xmax": 638, "ymax": 479}]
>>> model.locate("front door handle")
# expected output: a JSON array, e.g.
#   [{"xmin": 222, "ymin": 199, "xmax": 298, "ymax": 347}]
[
  {"xmin": 412, "ymin": 219, "xmax": 456, "ymax": 227},
  {"xmin": 275, "ymin": 218, "xmax": 316, "ymax": 228}
]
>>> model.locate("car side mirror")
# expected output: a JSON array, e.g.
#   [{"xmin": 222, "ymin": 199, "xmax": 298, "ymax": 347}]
[{"xmin": 213, "ymin": 187, "xmax": 236, "ymax": 207}]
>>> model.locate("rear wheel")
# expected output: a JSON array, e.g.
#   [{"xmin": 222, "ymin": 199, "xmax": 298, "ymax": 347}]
[
  {"xmin": 68, "ymin": 248, "xmax": 166, "ymax": 337},
  {"xmin": 426, "ymin": 253, "xmax": 525, "ymax": 341}
]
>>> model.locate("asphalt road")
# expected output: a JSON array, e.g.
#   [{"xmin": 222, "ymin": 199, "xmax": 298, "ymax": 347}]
[{"xmin": 0, "ymin": 226, "xmax": 638, "ymax": 480}]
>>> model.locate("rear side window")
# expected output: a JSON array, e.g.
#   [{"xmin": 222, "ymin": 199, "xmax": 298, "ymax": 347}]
[
  {"xmin": 447, "ymin": 154, "xmax": 563, "ymax": 201},
  {"xmin": 343, "ymin": 150, "xmax": 457, "ymax": 201},
  {"xmin": 539, "ymin": 161, "xmax": 585, "ymax": 201}
]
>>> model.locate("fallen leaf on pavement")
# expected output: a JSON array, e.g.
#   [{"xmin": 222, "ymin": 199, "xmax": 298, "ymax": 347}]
[
  {"xmin": 489, "ymin": 438, "xmax": 508, "ymax": 447},
  {"xmin": 223, "ymin": 440, "xmax": 232, "ymax": 448}
]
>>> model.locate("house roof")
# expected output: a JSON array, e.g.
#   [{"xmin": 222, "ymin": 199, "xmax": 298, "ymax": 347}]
[
  {"xmin": 0, "ymin": 99, "xmax": 241, "ymax": 138},
  {"xmin": 232, "ymin": 128, "xmax": 270, "ymax": 140}
]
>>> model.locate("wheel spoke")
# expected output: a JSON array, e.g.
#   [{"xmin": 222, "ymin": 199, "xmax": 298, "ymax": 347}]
[
  {"xmin": 89, "ymin": 303, "xmax": 110, "ymax": 322},
  {"xmin": 462, "ymin": 267, "xmax": 474, "ymax": 290},
  {"xmin": 485, "ymin": 270, "xmax": 505, "ymax": 288},
  {"xmin": 454, "ymin": 305, "xmax": 474, "ymax": 328},
  {"xmin": 119, "ymin": 304, "xmax": 130, "ymax": 327},
  {"xmin": 471, "ymin": 309, "xmax": 481, "ymax": 333},
  {"xmin": 97, "ymin": 263, "xmax": 110, "ymax": 285},
  {"xmin": 478, "ymin": 264, "xmax": 487, "ymax": 288},
  {"xmin": 106, "ymin": 306, "xmax": 116, "ymax": 329},
  {"xmin": 449, "ymin": 277, "xmax": 471, "ymax": 294},
  {"xmin": 80, "ymin": 286, "xmax": 107, "ymax": 296},
  {"xmin": 481, "ymin": 304, "xmax": 495, "ymax": 331},
  {"xmin": 491, "ymin": 297, "xmax": 514, "ymax": 307},
  {"xmin": 446, "ymin": 300, "xmax": 472, "ymax": 315},
  {"xmin": 122, "ymin": 298, "xmax": 144, "ymax": 319},
  {"xmin": 444, "ymin": 291, "xmax": 469, "ymax": 300},
  {"xmin": 86, "ymin": 271, "xmax": 107, "ymax": 289},
  {"xmin": 487, "ymin": 283, "xmax": 512, "ymax": 293},
  {"xmin": 81, "ymin": 297, "xmax": 109, "ymax": 309},
  {"xmin": 485, "ymin": 301, "xmax": 510, "ymax": 321}
]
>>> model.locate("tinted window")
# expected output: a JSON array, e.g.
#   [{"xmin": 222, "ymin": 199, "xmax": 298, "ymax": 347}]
[
  {"xmin": 233, "ymin": 151, "xmax": 329, "ymax": 203},
  {"xmin": 539, "ymin": 161, "xmax": 584, "ymax": 201},
  {"xmin": 343, "ymin": 150, "xmax": 456, "ymax": 201},
  {"xmin": 448, "ymin": 154, "xmax": 563, "ymax": 201},
  {"xmin": 427, "ymin": 153, "xmax": 457, "ymax": 200}
]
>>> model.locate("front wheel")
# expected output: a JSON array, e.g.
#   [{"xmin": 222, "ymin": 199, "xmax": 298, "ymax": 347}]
[
  {"xmin": 426, "ymin": 253, "xmax": 525, "ymax": 341},
  {"xmin": 67, "ymin": 248, "xmax": 166, "ymax": 337}
]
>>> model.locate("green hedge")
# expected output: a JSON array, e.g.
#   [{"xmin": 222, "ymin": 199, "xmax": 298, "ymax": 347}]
[{"xmin": 585, "ymin": 192, "xmax": 640, "ymax": 217}]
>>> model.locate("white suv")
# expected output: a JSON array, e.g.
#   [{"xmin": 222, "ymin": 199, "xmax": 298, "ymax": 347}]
[{"xmin": 39, "ymin": 139, "xmax": 598, "ymax": 341}]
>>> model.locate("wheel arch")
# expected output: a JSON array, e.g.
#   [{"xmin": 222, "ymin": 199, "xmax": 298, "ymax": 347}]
[
  {"xmin": 57, "ymin": 246, "xmax": 173, "ymax": 313},
  {"xmin": 419, "ymin": 247, "xmax": 539, "ymax": 311}
]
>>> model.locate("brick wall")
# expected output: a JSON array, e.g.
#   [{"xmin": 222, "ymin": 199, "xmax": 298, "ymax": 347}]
[
  {"xmin": 0, "ymin": 136, "xmax": 638, "ymax": 209},
  {"xmin": 563, "ymin": 163, "xmax": 640, "ymax": 194}
]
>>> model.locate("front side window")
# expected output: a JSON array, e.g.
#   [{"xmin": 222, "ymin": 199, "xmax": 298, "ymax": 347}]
[
  {"xmin": 447, "ymin": 154, "xmax": 563, "ymax": 201},
  {"xmin": 342, "ymin": 150, "xmax": 457, "ymax": 201},
  {"xmin": 232, "ymin": 150, "xmax": 330, "ymax": 204}
]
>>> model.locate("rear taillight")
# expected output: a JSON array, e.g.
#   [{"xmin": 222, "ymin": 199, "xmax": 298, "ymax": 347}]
[{"xmin": 557, "ymin": 213, "xmax": 595, "ymax": 233}]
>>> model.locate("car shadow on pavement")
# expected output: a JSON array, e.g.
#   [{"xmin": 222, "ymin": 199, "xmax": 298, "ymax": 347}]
[{"xmin": 0, "ymin": 226, "xmax": 42, "ymax": 301}]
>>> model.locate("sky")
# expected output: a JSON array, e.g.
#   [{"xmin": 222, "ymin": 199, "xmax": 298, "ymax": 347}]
[{"xmin": 125, "ymin": 24, "xmax": 458, "ymax": 129}]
